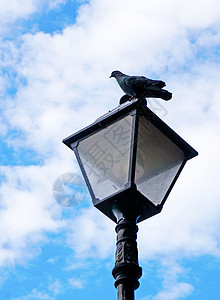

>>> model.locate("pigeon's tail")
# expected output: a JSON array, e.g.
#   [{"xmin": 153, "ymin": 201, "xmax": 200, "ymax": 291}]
[
  {"xmin": 159, "ymin": 90, "xmax": 172, "ymax": 101},
  {"xmin": 140, "ymin": 86, "xmax": 172, "ymax": 101}
]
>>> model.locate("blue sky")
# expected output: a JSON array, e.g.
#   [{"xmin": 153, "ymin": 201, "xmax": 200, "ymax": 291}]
[{"xmin": 0, "ymin": 0, "xmax": 220, "ymax": 299}]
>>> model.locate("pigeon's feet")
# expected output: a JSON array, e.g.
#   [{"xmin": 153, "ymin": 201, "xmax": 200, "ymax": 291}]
[{"xmin": 119, "ymin": 94, "xmax": 147, "ymax": 106}]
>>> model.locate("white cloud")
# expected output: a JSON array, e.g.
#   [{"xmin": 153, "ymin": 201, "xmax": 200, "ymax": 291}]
[
  {"xmin": 154, "ymin": 261, "xmax": 194, "ymax": 300},
  {"xmin": 48, "ymin": 279, "xmax": 62, "ymax": 295},
  {"xmin": 0, "ymin": 0, "xmax": 40, "ymax": 23},
  {"xmin": 12, "ymin": 280, "xmax": 63, "ymax": 300},
  {"xmin": 141, "ymin": 261, "xmax": 194, "ymax": 300},
  {"xmin": 153, "ymin": 282, "xmax": 193, "ymax": 300},
  {"xmin": 12, "ymin": 288, "xmax": 51, "ymax": 300},
  {"xmin": 48, "ymin": 0, "xmax": 67, "ymax": 9},
  {"xmin": 69, "ymin": 277, "xmax": 84, "ymax": 289},
  {"xmin": 0, "ymin": 162, "xmax": 69, "ymax": 266},
  {"xmin": 13, "ymin": 287, "xmax": 61, "ymax": 300},
  {"xmin": 0, "ymin": 0, "xmax": 67, "ymax": 25},
  {"xmin": 67, "ymin": 207, "xmax": 115, "ymax": 259},
  {"xmin": 173, "ymin": 0, "xmax": 220, "ymax": 28}
]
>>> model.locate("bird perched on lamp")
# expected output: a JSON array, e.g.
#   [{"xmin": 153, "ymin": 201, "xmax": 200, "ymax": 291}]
[{"xmin": 110, "ymin": 70, "xmax": 172, "ymax": 105}]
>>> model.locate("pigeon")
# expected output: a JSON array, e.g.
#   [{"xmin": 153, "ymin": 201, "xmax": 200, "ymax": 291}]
[{"xmin": 110, "ymin": 70, "xmax": 172, "ymax": 104}]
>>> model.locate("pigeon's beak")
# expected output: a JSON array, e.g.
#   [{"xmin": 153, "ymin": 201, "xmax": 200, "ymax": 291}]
[{"xmin": 109, "ymin": 74, "xmax": 112, "ymax": 78}]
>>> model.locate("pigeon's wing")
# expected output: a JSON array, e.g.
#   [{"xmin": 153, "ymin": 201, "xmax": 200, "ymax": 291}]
[
  {"xmin": 125, "ymin": 76, "xmax": 148, "ymax": 87},
  {"xmin": 124, "ymin": 76, "xmax": 148, "ymax": 95},
  {"xmin": 148, "ymin": 79, "xmax": 166, "ymax": 88},
  {"xmin": 125, "ymin": 76, "xmax": 166, "ymax": 89},
  {"xmin": 124, "ymin": 76, "xmax": 153, "ymax": 97}
]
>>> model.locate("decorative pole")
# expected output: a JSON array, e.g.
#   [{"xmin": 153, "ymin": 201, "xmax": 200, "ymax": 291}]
[{"xmin": 112, "ymin": 219, "xmax": 142, "ymax": 300}]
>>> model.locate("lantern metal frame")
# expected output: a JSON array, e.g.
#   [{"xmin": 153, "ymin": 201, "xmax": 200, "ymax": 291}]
[{"xmin": 63, "ymin": 99, "xmax": 198, "ymax": 224}]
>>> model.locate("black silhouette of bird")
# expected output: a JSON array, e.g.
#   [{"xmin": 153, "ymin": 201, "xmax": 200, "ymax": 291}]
[{"xmin": 110, "ymin": 70, "xmax": 172, "ymax": 104}]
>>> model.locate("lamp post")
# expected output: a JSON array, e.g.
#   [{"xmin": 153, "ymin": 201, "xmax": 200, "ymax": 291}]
[{"xmin": 63, "ymin": 99, "xmax": 198, "ymax": 300}]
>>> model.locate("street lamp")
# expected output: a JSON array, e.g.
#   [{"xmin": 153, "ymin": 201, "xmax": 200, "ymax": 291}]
[{"xmin": 63, "ymin": 99, "xmax": 198, "ymax": 299}]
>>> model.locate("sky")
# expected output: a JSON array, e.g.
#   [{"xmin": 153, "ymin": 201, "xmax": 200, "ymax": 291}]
[{"xmin": 0, "ymin": 0, "xmax": 220, "ymax": 299}]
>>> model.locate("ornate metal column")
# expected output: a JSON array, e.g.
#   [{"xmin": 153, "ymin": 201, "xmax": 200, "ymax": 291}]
[{"xmin": 112, "ymin": 219, "xmax": 142, "ymax": 300}]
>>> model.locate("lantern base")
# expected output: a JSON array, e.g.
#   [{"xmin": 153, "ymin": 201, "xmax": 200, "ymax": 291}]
[{"xmin": 94, "ymin": 184, "xmax": 162, "ymax": 223}]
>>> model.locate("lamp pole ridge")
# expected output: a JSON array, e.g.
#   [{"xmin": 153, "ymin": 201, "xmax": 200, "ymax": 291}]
[{"xmin": 112, "ymin": 219, "xmax": 142, "ymax": 300}]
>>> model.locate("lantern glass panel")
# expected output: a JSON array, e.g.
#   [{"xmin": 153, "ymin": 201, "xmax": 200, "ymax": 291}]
[
  {"xmin": 77, "ymin": 114, "xmax": 134, "ymax": 200},
  {"xmin": 135, "ymin": 116, "xmax": 185, "ymax": 205}
]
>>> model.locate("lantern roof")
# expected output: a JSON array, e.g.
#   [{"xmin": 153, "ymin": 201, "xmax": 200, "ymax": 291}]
[{"xmin": 63, "ymin": 99, "xmax": 198, "ymax": 161}]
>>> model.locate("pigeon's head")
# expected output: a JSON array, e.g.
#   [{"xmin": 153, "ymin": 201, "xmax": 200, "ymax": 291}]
[{"xmin": 109, "ymin": 70, "xmax": 124, "ymax": 78}]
